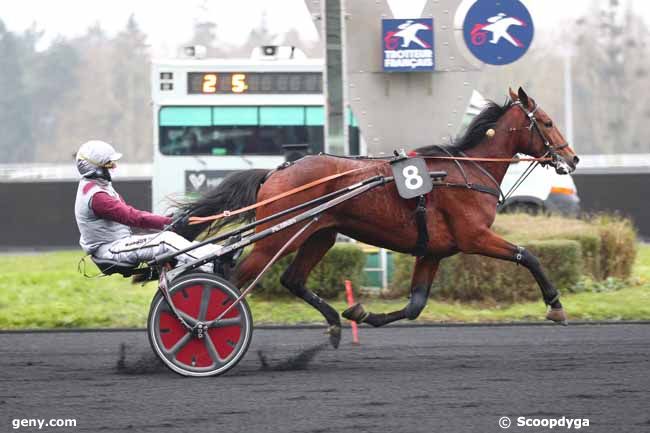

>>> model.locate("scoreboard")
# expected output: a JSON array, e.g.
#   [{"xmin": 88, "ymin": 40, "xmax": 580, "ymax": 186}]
[{"xmin": 186, "ymin": 72, "xmax": 322, "ymax": 95}]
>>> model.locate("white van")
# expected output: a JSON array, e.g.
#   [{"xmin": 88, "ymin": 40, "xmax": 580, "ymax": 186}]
[{"xmin": 500, "ymin": 161, "xmax": 580, "ymax": 215}]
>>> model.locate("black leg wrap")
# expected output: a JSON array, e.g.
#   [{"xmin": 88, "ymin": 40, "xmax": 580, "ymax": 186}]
[
  {"xmin": 364, "ymin": 311, "xmax": 407, "ymax": 327},
  {"xmin": 404, "ymin": 285, "xmax": 429, "ymax": 320},
  {"xmin": 516, "ymin": 247, "xmax": 562, "ymax": 307}
]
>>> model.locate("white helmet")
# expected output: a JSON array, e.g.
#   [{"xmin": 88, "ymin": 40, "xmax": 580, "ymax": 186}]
[{"xmin": 76, "ymin": 140, "xmax": 123, "ymax": 179}]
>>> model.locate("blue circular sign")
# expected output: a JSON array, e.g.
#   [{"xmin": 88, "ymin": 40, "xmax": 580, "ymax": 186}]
[{"xmin": 462, "ymin": 0, "xmax": 534, "ymax": 65}]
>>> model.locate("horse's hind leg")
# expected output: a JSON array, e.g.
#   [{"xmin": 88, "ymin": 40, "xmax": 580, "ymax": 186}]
[
  {"xmin": 280, "ymin": 229, "xmax": 342, "ymax": 348},
  {"xmin": 343, "ymin": 255, "xmax": 439, "ymax": 327}
]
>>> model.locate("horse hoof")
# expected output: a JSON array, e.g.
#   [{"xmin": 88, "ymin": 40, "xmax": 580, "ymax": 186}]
[
  {"xmin": 326, "ymin": 325, "xmax": 341, "ymax": 349},
  {"xmin": 546, "ymin": 308, "xmax": 568, "ymax": 326},
  {"xmin": 342, "ymin": 303, "xmax": 368, "ymax": 324}
]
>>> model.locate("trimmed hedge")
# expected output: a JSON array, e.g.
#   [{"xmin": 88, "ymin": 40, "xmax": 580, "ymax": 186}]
[
  {"xmin": 591, "ymin": 215, "xmax": 637, "ymax": 279},
  {"xmin": 254, "ymin": 243, "xmax": 366, "ymax": 299},
  {"xmin": 387, "ymin": 213, "xmax": 637, "ymax": 303}
]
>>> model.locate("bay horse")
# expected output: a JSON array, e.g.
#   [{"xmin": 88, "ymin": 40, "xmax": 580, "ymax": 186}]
[{"xmin": 175, "ymin": 88, "xmax": 580, "ymax": 348}]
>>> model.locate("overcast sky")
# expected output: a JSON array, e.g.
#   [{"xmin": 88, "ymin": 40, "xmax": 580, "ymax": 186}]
[{"xmin": 3, "ymin": 0, "xmax": 649, "ymax": 56}]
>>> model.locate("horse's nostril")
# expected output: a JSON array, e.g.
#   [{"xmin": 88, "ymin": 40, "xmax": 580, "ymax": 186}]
[{"xmin": 573, "ymin": 156, "xmax": 580, "ymax": 165}]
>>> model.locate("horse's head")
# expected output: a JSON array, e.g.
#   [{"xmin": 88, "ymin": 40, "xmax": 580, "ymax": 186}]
[{"xmin": 507, "ymin": 87, "xmax": 579, "ymax": 174}]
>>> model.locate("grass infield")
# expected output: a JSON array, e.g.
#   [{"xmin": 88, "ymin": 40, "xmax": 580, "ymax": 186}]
[{"xmin": 1, "ymin": 245, "xmax": 649, "ymax": 329}]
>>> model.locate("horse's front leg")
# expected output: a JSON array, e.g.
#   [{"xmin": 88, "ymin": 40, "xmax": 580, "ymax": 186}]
[
  {"xmin": 343, "ymin": 255, "xmax": 439, "ymax": 327},
  {"xmin": 460, "ymin": 228, "xmax": 567, "ymax": 324}
]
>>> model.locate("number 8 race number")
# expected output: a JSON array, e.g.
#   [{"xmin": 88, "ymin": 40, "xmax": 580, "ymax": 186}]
[{"xmin": 402, "ymin": 165, "xmax": 424, "ymax": 190}]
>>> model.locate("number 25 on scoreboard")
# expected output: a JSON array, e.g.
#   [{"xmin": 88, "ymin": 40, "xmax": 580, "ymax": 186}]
[{"xmin": 201, "ymin": 73, "xmax": 249, "ymax": 93}]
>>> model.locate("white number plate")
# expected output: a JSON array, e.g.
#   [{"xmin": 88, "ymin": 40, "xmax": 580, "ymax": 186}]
[{"xmin": 390, "ymin": 157, "xmax": 433, "ymax": 199}]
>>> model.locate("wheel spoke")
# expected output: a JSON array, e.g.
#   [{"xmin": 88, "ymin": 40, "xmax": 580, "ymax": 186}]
[
  {"xmin": 176, "ymin": 310, "xmax": 198, "ymax": 327},
  {"xmin": 203, "ymin": 334, "xmax": 226, "ymax": 366},
  {"xmin": 208, "ymin": 317, "xmax": 243, "ymax": 329},
  {"xmin": 160, "ymin": 293, "xmax": 197, "ymax": 327},
  {"xmin": 166, "ymin": 332, "xmax": 192, "ymax": 355},
  {"xmin": 197, "ymin": 284, "xmax": 211, "ymax": 321}
]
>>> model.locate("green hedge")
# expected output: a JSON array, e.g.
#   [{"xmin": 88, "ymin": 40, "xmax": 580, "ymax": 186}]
[
  {"xmin": 591, "ymin": 215, "xmax": 637, "ymax": 279},
  {"xmin": 255, "ymin": 243, "xmax": 366, "ymax": 299},
  {"xmin": 387, "ymin": 214, "xmax": 637, "ymax": 303}
]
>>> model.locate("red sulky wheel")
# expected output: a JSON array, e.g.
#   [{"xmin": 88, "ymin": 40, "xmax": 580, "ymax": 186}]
[{"xmin": 147, "ymin": 273, "xmax": 253, "ymax": 377}]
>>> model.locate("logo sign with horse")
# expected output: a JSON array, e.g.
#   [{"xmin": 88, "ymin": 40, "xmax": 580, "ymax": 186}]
[
  {"xmin": 462, "ymin": 0, "xmax": 534, "ymax": 65},
  {"xmin": 382, "ymin": 18, "xmax": 435, "ymax": 72}
]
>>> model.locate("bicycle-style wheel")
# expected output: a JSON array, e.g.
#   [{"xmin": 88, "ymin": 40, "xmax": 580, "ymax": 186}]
[{"xmin": 147, "ymin": 273, "xmax": 253, "ymax": 377}]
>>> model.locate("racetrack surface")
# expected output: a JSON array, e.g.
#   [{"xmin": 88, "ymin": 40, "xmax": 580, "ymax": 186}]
[{"xmin": 1, "ymin": 324, "xmax": 649, "ymax": 433}]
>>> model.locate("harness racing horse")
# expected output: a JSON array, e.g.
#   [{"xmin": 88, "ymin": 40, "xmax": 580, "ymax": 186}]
[{"xmin": 175, "ymin": 88, "xmax": 580, "ymax": 348}]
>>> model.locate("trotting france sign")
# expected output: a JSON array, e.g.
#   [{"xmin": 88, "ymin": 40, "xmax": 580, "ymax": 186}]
[
  {"xmin": 382, "ymin": 18, "xmax": 435, "ymax": 72},
  {"xmin": 462, "ymin": 0, "xmax": 534, "ymax": 65}
]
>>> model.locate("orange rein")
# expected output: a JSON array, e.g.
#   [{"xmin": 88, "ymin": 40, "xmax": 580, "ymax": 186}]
[
  {"xmin": 419, "ymin": 155, "xmax": 553, "ymax": 163},
  {"xmin": 187, "ymin": 154, "xmax": 552, "ymax": 225},
  {"xmin": 188, "ymin": 165, "xmax": 377, "ymax": 225}
]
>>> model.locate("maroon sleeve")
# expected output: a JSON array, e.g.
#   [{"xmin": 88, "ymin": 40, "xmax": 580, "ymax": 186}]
[{"xmin": 91, "ymin": 192, "xmax": 172, "ymax": 230}]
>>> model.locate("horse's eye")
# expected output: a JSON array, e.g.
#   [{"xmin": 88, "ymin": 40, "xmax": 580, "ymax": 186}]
[{"xmin": 544, "ymin": 121, "xmax": 553, "ymax": 128}]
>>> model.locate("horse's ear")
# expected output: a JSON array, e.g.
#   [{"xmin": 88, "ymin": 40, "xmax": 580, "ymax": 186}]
[
  {"xmin": 518, "ymin": 87, "xmax": 530, "ymax": 108},
  {"xmin": 509, "ymin": 87, "xmax": 518, "ymax": 102}
]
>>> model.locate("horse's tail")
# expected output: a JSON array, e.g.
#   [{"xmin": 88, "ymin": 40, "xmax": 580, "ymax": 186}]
[{"xmin": 176, "ymin": 169, "xmax": 271, "ymax": 240}]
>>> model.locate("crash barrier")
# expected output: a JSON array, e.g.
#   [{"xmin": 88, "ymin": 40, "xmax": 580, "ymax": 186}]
[
  {"xmin": 1, "ymin": 172, "xmax": 648, "ymax": 248},
  {"xmin": 1, "ymin": 180, "xmax": 151, "ymax": 249}
]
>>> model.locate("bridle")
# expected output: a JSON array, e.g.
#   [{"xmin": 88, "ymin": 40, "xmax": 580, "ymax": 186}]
[
  {"xmin": 498, "ymin": 100, "xmax": 571, "ymax": 206},
  {"xmin": 509, "ymin": 100, "xmax": 570, "ymax": 168}
]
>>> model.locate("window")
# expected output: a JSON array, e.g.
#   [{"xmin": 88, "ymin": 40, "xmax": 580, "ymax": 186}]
[
  {"xmin": 159, "ymin": 106, "xmax": 324, "ymax": 156},
  {"xmin": 158, "ymin": 106, "xmax": 361, "ymax": 156}
]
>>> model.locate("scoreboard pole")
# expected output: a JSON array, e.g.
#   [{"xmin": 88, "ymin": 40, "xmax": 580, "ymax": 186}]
[{"xmin": 322, "ymin": 0, "xmax": 348, "ymax": 155}]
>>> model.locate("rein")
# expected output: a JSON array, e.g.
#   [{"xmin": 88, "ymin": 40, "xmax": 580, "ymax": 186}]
[
  {"xmin": 419, "ymin": 155, "xmax": 552, "ymax": 163},
  {"xmin": 188, "ymin": 164, "xmax": 382, "ymax": 225}
]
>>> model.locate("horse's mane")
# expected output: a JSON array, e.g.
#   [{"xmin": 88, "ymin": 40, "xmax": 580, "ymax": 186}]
[{"xmin": 414, "ymin": 99, "xmax": 513, "ymax": 155}]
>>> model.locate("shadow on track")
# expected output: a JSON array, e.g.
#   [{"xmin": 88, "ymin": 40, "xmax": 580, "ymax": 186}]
[
  {"xmin": 257, "ymin": 343, "xmax": 329, "ymax": 371},
  {"xmin": 114, "ymin": 341, "xmax": 329, "ymax": 375},
  {"xmin": 115, "ymin": 343, "xmax": 167, "ymax": 375}
]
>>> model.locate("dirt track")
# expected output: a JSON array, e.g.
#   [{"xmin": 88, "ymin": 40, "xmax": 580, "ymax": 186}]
[{"xmin": 1, "ymin": 324, "xmax": 649, "ymax": 432}]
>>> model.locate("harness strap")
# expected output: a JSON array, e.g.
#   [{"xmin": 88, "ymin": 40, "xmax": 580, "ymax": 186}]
[
  {"xmin": 436, "ymin": 182, "xmax": 501, "ymax": 198},
  {"xmin": 458, "ymin": 150, "xmax": 506, "ymax": 203},
  {"xmin": 432, "ymin": 145, "xmax": 470, "ymax": 184},
  {"xmin": 189, "ymin": 164, "xmax": 382, "ymax": 225},
  {"xmin": 413, "ymin": 195, "xmax": 429, "ymax": 257}
]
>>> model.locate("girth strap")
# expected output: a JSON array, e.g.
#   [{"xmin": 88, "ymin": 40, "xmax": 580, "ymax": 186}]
[
  {"xmin": 413, "ymin": 195, "xmax": 429, "ymax": 257},
  {"xmin": 436, "ymin": 182, "xmax": 501, "ymax": 199}
]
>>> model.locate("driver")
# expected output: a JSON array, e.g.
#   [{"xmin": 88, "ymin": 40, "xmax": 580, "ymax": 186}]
[{"xmin": 73, "ymin": 140, "xmax": 219, "ymax": 271}]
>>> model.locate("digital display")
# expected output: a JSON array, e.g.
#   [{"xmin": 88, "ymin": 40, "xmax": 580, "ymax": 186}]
[{"xmin": 187, "ymin": 72, "xmax": 322, "ymax": 95}]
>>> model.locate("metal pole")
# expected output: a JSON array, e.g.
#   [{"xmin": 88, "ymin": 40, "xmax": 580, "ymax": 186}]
[
  {"xmin": 563, "ymin": 52, "xmax": 575, "ymax": 149},
  {"xmin": 380, "ymin": 248, "xmax": 388, "ymax": 290},
  {"xmin": 322, "ymin": 0, "xmax": 348, "ymax": 155}
]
